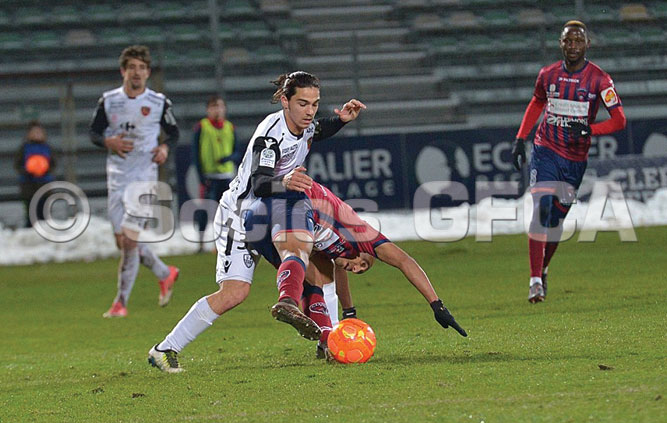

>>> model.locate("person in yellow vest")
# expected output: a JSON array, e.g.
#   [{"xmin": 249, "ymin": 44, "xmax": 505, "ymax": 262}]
[{"xmin": 192, "ymin": 95, "xmax": 242, "ymax": 246}]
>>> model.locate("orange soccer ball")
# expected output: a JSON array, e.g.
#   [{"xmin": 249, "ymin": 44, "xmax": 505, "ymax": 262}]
[
  {"xmin": 327, "ymin": 318, "xmax": 376, "ymax": 364},
  {"xmin": 25, "ymin": 155, "xmax": 50, "ymax": 177}
]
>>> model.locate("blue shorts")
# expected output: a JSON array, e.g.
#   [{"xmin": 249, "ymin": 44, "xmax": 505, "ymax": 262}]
[
  {"xmin": 530, "ymin": 145, "xmax": 587, "ymax": 191},
  {"xmin": 243, "ymin": 192, "xmax": 314, "ymax": 268}
]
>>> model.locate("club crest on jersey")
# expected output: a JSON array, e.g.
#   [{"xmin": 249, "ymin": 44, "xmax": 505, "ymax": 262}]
[
  {"xmin": 243, "ymin": 254, "xmax": 253, "ymax": 269},
  {"xmin": 141, "ymin": 106, "xmax": 151, "ymax": 116},
  {"xmin": 601, "ymin": 87, "xmax": 618, "ymax": 107},
  {"xmin": 307, "ymin": 136, "xmax": 313, "ymax": 150},
  {"xmin": 576, "ymin": 88, "xmax": 588, "ymax": 101}
]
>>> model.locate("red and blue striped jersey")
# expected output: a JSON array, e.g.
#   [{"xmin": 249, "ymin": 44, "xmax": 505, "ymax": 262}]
[{"xmin": 533, "ymin": 60, "xmax": 621, "ymax": 161}]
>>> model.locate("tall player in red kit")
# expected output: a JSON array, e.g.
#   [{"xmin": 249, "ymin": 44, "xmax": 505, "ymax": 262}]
[{"xmin": 511, "ymin": 21, "xmax": 626, "ymax": 303}]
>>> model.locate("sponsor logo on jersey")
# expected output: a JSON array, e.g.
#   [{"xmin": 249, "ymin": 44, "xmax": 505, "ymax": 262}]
[
  {"xmin": 601, "ymin": 87, "xmax": 618, "ymax": 107},
  {"xmin": 558, "ymin": 77, "xmax": 580, "ymax": 83},
  {"xmin": 259, "ymin": 148, "xmax": 276, "ymax": 168},
  {"xmin": 547, "ymin": 98, "xmax": 589, "ymax": 117},
  {"xmin": 243, "ymin": 254, "xmax": 253, "ymax": 269},
  {"xmin": 223, "ymin": 259, "xmax": 232, "ymax": 273},
  {"xmin": 546, "ymin": 115, "xmax": 589, "ymax": 128},
  {"xmin": 141, "ymin": 106, "xmax": 151, "ymax": 116}
]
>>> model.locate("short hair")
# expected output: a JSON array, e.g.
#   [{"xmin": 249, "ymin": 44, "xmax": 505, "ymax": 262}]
[
  {"xmin": 207, "ymin": 95, "xmax": 224, "ymax": 107},
  {"xmin": 271, "ymin": 71, "xmax": 320, "ymax": 103},
  {"xmin": 27, "ymin": 120, "xmax": 42, "ymax": 131},
  {"xmin": 119, "ymin": 45, "xmax": 151, "ymax": 69},
  {"xmin": 562, "ymin": 20, "xmax": 587, "ymax": 33}
]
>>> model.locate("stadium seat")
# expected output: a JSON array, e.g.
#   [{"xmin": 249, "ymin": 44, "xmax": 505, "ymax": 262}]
[
  {"xmin": 85, "ymin": 4, "xmax": 117, "ymax": 22},
  {"xmin": 517, "ymin": 8, "xmax": 546, "ymax": 25},
  {"xmin": 0, "ymin": 10, "xmax": 9, "ymax": 26},
  {"xmin": 0, "ymin": 33, "xmax": 23, "ymax": 50},
  {"xmin": 412, "ymin": 14, "xmax": 444, "ymax": 31},
  {"xmin": 619, "ymin": 4, "xmax": 651, "ymax": 21},
  {"xmin": 64, "ymin": 30, "xmax": 96, "ymax": 47},
  {"xmin": 549, "ymin": 6, "xmax": 576, "ymax": 24},
  {"xmin": 52, "ymin": 5, "xmax": 80, "ymax": 23},
  {"xmin": 31, "ymin": 31, "xmax": 61, "ymax": 49},
  {"xmin": 135, "ymin": 26, "xmax": 165, "ymax": 43},
  {"xmin": 120, "ymin": 3, "xmax": 153, "ymax": 21},
  {"xmin": 99, "ymin": 28, "xmax": 133, "ymax": 45},
  {"xmin": 218, "ymin": 23, "xmax": 235, "ymax": 42},
  {"xmin": 650, "ymin": 2, "xmax": 667, "ymax": 18},
  {"xmin": 157, "ymin": 1, "xmax": 189, "ymax": 19},
  {"xmin": 636, "ymin": 26, "xmax": 665, "ymax": 43},
  {"xmin": 14, "ymin": 7, "xmax": 47, "ymax": 25},
  {"xmin": 222, "ymin": 0, "xmax": 257, "ymax": 19},
  {"xmin": 259, "ymin": 0, "xmax": 289, "ymax": 15},
  {"xmin": 447, "ymin": 11, "xmax": 479, "ymax": 28},
  {"xmin": 429, "ymin": 36, "xmax": 459, "ymax": 54},
  {"xmin": 169, "ymin": 25, "xmax": 202, "ymax": 41},
  {"xmin": 481, "ymin": 10, "xmax": 513, "ymax": 26},
  {"xmin": 585, "ymin": 4, "xmax": 618, "ymax": 22},
  {"xmin": 237, "ymin": 21, "xmax": 272, "ymax": 41}
]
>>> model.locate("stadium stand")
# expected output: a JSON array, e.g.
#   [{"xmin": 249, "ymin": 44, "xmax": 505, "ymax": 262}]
[{"xmin": 0, "ymin": 0, "xmax": 666, "ymax": 204}]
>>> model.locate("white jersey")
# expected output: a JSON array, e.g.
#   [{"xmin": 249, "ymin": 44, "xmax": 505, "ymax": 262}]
[
  {"xmin": 97, "ymin": 87, "xmax": 176, "ymax": 191},
  {"xmin": 220, "ymin": 110, "xmax": 315, "ymax": 233}
]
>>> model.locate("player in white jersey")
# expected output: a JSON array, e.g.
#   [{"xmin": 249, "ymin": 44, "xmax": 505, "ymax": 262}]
[
  {"xmin": 148, "ymin": 71, "xmax": 365, "ymax": 372},
  {"xmin": 90, "ymin": 45, "xmax": 180, "ymax": 318}
]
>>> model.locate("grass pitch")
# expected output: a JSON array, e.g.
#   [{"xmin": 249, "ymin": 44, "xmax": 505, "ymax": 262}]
[{"xmin": 1, "ymin": 228, "xmax": 665, "ymax": 422}]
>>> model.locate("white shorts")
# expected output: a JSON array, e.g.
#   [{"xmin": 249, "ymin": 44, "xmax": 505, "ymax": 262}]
[
  {"xmin": 107, "ymin": 189, "xmax": 148, "ymax": 234},
  {"xmin": 214, "ymin": 205, "xmax": 259, "ymax": 284}
]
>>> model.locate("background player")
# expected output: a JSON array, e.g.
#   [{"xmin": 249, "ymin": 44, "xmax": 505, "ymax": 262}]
[
  {"xmin": 511, "ymin": 21, "xmax": 626, "ymax": 303},
  {"xmin": 148, "ymin": 72, "xmax": 364, "ymax": 372},
  {"xmin": 90, "ymin": 45, "xmax": 180, "ymax": 317}
]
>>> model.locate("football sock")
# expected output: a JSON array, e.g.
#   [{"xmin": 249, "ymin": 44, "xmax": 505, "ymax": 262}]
[
  {"xmin": 530, "ymin": 276, "xmax": 543, "ymax": 287},
  {"xmin": 543, "ymin": 242, "xmax": 559, "ymax": 269},
  {"xmin": 323, "ymin": 281, "xmax": 339, "ymax": 326},
  {"xmin": 277, "ymin": 256, "xmax": 306, "ymax": 303},
  {"xmin": 158, "ymin": 297, "xmax": 220, "ymax": 353},
  {"xmin": 303, "ymin": 283, "xmax": 333, "ymax": 344},
  {"xmin": 528, "ymin": 238, "xmax": 546, "ymax": 278},
  {"xmin": 138, "ymin": 243, "xmax": 171, "ymax": 280},
  {"xmin": 114, "ymin": 247, "xmax": 140, "ymax": 306}
]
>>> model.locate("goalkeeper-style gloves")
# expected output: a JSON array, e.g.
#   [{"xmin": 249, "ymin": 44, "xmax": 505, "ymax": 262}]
[
  {"xmin": 430, "ymin": 299, "xmax": 467, "ymax": 337},
  {"xmin": 567, "ymin": 121, "xmax": 592, "ymax": 137},
  {"xmin": 511, "ymin": 138, "xmax": 526, "ymax": 171}
]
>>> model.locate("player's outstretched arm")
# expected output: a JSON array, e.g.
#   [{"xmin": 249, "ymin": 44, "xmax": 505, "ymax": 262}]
[
  {"xmin": 375, "ymin": 242, "xmax": 467, "ymax": 337},
  {"xmin": 334, "ymin": 99, "xmax": 366, "ymax": 123}
]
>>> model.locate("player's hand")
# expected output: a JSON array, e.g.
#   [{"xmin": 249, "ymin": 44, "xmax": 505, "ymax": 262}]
[
  {"xmin": 430, "ymin": 299, "xmax": 467, "ymax": 337},
  {"xmin": 342, "ymin": 307, "xmax": 357, "ymax": 320},
  {"xmin": 151, "ymin": 144, "xmax": 169, "ymax": 165},
  {"xmin": 335, "ymin": 99, "xmax": 367, "ymax": 123},
  {"xmin": 105, "ymin": 134, "xmax": 133, "ymax": 158},
  {"xmin": 282, "ymin": 166, "xmax": 312, "ymax": 192},
  {"xmin": 567, "ymin": 121, "xmax": 592, "ymax": 138},
  {"xmin": 511, "ymin": 138, "xmax": 526, "ymax": 171}
]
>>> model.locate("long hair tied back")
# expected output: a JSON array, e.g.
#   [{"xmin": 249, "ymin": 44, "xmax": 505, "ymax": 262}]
[{"xmin": 271, "ymin": 71, "xmax": 320, "ymax": 103}]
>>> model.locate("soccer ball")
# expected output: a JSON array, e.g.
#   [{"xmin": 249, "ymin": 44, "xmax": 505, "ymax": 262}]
[
  {"xmin": 25, "ymin": 155, "xmax": 50, "ymax": 177},
  {"xmin": 327, "ymin": 318, "xmax": 376, "ymax": 364}
]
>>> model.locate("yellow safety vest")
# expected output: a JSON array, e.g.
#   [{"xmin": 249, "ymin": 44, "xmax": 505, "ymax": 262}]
[{"xmin": 199, "ymin": 118, "xmax": 235, "ymax": 176}]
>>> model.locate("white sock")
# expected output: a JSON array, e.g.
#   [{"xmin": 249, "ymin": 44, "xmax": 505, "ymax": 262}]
[
  {"xmin": 138, "ymin": 243, "xmax": 170, "ymax": 280},
  {"xmin": 530, "ymin": 276, "xmax": 543, "ymax": 287},
  {"xmin": 542, "ymin": 266, "xmax": 548, "ymax": 276},
  {"xmin": 158, "ymin": 297, "xmax": 220, "ymax": 353},
  {"xmin": 323, "ymin": 282, "xmax": 339, "ymax": 326},
  {"xmin": 115, "ymin": 247, "xmax": 140, "ymax": 306}
]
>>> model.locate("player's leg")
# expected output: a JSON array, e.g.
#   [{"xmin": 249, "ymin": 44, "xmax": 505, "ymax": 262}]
[
  {"xmin": 104, "ymin": 228, "xmax": 140, "ymax": 317},
  {"xmin": 137, "ymin": 243, "xmax": 179, "ymax": 306},
  {"xmin": 103, "ymin": 190, "xmax": 134, "ymax": 317},
  {"xmin": 303, "ymin": 253, "xmax": 336, "ymax": 359},
  {"xmin": 149, "ymin": 217, "xmax": 257, "ymax": 372}
]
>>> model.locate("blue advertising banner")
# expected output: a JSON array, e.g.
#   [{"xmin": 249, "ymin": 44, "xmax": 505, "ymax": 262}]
[{"xmin": 174, "ymin": 118, "xmax": 667, "ymax": 210}]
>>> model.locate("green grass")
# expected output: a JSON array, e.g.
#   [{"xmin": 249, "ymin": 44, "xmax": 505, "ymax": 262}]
[{"xmin": 1, "ymin": 228, "xmax": 665, "ymax": 422}]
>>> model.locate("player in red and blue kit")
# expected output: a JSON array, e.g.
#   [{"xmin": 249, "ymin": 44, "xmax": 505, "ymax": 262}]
[
  {"xmin": 511, "ymin": 20, "xmax": 627, "ymax": 303},
  {"xmin": 246, "ymin": 180, "xmax": 467, "ymax": 359}
]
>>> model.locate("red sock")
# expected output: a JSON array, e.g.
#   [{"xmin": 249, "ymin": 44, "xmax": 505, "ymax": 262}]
[
  {"xmin": 303, "ymin": 283, "xmax": 332, "ymax": 343},
  {"xmin": 528, "ymin": 237, "xmax": 546, "ymax": 278},
  {"xmin": 543, "ymin": 242, "xmax": 559, "ymax": 269},
  {"xmin": 277, "ymin": 257, "xmax": 306, "ymax": 303}
]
